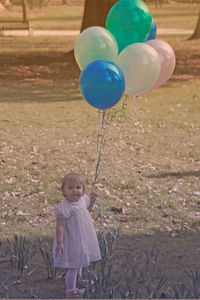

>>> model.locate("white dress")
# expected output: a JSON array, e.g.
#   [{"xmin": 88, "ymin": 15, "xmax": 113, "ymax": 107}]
[{"xmin": 52, "ymin": 194, "xmax": 101, "ymax": 268}]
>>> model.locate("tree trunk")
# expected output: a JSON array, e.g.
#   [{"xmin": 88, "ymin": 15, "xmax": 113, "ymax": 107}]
[
  {"xmin": 154, "ymin": 0, "xmax": 163, "ymax": 8},
  {"xmin": 189, "ymin": 8, "xmax": 200, "ymax": 40},
  {"xmin": 1, "ymin": 0, "xmax": 11, "ymax": 8},
  {"xmin": 81, "ymin": 0, "xmax": 118, "ymax": 32},
  {"xmin": 0, "ymin": 2, "xmax": 6, "ymax": 11},
  {"xmin": 22, "ymin": 0, "xmax": 28, "ymax": 22},
  {"xmin": 62, "ymin": 0, "xmax": 70, "ymax": 4}
]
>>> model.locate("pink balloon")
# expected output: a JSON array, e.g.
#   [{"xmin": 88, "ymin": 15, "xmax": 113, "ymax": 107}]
[{"xmin": 137, "ymin": 40, "xmax": 176, "ymax": 96}]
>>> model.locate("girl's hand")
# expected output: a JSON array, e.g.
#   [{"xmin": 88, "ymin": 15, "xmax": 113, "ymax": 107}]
[
  {"xmin": 88, "ymin": 192, "xmax": 98, "ymax": 212},
  {"xmin": 90, "ymin": 191, "xmax": 98, "ymax": 202},
  {"xmin": 56, "ymin": 243, "xmax": 64, "ymax": 256}
]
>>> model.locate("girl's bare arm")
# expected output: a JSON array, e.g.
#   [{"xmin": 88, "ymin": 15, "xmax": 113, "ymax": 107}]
[{"xmin": 55, "ymin": 217, "xmax": 66, "ymax": 256}]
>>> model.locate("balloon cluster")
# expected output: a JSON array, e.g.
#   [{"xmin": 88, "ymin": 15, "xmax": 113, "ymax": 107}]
[{"xmin": 74, "ymin": 0, "xmax": 176, "ymax": 110}]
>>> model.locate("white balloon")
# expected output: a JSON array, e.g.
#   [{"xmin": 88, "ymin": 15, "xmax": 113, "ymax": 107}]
[
  {"xmin": 74, "ymin": 26, "xmax": 118, "ymax": 70},
  {"xmin": 117, "ymin": 43, "xmax": 161, "ymax": 95}
]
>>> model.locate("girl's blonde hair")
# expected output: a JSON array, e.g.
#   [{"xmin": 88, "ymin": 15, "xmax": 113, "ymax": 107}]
[{"xmin": 61, "ymin": 173, "xmax": 85, "ymax": 195}]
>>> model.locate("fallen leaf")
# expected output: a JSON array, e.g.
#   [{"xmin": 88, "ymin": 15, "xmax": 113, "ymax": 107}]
[{"xmin": 110, "ymin": 207, "xmax": 123, "ymax": 214}]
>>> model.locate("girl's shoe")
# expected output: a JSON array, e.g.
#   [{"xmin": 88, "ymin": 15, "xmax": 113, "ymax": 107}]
[
  {"xmin": 77, "ymin": 279, "xmax": 94, "ymax": 289},
  {"xmin": 66, "ymin": 288, "xmax": 81, "ymax": 299},
  {"xmin": 77, "ymin": 279, "xmax": 89, "ymax": 289}
]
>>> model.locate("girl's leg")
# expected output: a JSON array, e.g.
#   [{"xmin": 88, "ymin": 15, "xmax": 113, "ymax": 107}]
[
  {"xmin": 65, "ymin": 268, "xmax": 79, "ymax": 292},
  {"xmin": 77, "ymin": 267, "xmax": 82, "ymax": 285},
  {"xmin": 77, "ymin": 267, "xmax": 91, "ymax": 289}
]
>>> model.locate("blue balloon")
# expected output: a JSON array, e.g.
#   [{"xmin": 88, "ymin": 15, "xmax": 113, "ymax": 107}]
[
  {"xmin": 145, "ymin": 17, "xmax": 157, "ymax": 41},
  {"xmin": 79, "ymin": 60, "xmax": 125, "ymax": 110}
]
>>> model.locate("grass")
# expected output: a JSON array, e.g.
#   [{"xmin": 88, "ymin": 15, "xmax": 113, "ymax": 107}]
[
  {"xmin": 1, "ymin": 77, "xmax": 200, "ymax": 238},
  {"xmin": 0, "ymin": 3, "xmax": 200, "ymax": 298},
  {"xmin": 0, "ymin": 42, "xmax": 200, "ymax": 296}
]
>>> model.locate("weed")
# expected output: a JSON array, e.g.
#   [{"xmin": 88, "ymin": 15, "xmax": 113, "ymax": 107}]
[
  {"xmin": 0, "ymin": 273, "xmax": 9, "ymax": 298},
  {"xmin": 38, "ymin": 239, "xmax": 57, "ymax": 279},
  {"xmin": 6, "ymin": 235, "xmax": 33, "ymax": 278},
  {"xmin": 186, "ymin": 268, "xmax": 200, "ymax": 298},
  {"xmin": 173, "ymin": 283, "xmax": 188, "ymax": 299},
  {"xmin": 118, "ymin": 248, "xmax": 168, "ymax": 298},
  {"xmin": 82, "ymin": 231, "xmax": 120, "ymax": 298}
]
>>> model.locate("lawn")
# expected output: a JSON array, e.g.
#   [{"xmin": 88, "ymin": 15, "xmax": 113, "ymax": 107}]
[{"xmin": 0, "ymin": 2, "xmax": 200, "ymax": 299}]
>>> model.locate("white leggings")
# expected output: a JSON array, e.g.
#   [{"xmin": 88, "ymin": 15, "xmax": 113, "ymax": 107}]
[{"xmin": 65, "ymin": 267, "xmax": 82, "ymax": 292}]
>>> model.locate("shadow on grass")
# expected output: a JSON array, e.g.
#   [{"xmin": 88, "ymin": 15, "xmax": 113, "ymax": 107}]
[
  {"xmin": 146, "ymin": 170, "xmax": 200, "ymax": 178},
  {"xmin": 0, "ymin": 84, "xmax": 82, "ymax": 103},
  {"xmin": 0, "ymin": 51, "xmax": 83, "ymax": 103},
  {"xmin": 0, "ymin": 230, "xmax": 200, "ymax": 298},
  {"xmin": 0, "ymin": 45, "xmax": 199, "ymax": 105},
  {"xmin": 0, "ymin": 50, "xmax": 84, "ymax": 103},
  {"xmin": 0, "ymin": 45, "xmax": 200, "ymax": 93},
  {"xmin": 0, "ymin": 50, "xmax": 79, "ymax": 68}
]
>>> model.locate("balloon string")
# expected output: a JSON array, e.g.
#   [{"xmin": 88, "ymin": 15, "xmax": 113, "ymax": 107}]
[
  {"xmin": 91, "ymin": 95, "xmax": 129, "ymax": 254},
  {"xmin": 132, "ymin": 95, "xmax": 145, "ymax": 127},
  {"xmin": 93, "ymin": 109, "xmax": 108, "ymax": 187},
  {"xmin": 93, "ymin": 94, "xmax": 129, "ymax": 187},
  {"xmin": 110, "ymin": 94, "xmax": 129, "ymax": 123}
]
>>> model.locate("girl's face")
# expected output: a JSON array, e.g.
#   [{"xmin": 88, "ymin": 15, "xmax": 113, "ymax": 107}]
[{"xmin": 63, "ymin": 182, "xmax": 84, "ymax": 202}]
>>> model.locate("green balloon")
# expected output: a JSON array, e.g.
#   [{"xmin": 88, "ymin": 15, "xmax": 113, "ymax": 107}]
[{"xmin": 106, "ymin": 0, "xmax": 152, "ymax": 53}]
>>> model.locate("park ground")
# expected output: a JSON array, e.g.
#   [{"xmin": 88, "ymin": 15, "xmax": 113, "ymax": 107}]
[{"xmin": 0, "ymin": 2, "xmax": 200, "ymax": 299}]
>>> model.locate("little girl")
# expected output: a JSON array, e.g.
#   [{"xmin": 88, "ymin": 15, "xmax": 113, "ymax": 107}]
[{"xmin": 52, "ymin": 172, "xmax": 101, "ymax": 298}]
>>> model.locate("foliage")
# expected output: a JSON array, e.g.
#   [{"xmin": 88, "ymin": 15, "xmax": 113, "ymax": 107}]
[
  {"xmin": 186, "ymin": 268, "xmax": 200, "ymax": 298},
  {"xmin": 38, "ymin": 239, "xmax": 57, "ymax": 279},
  {"xmin": 83, "ymin": 231, "xmax": 121, "ymax": 298},
  {"xmin": 6, "ymin": 235, "xmax": 33, "ymax": 277},
  {"xmin": 173, "ymin": 283, "xmax": 188, "ymax": 299},
  {"xmin": 82, "ymin": 233, "xmax": 168, "ymax": 299},
  {"xmin": 77, "ymin": 232, "xmax": 200, "ymax": 299},
  {"xmin": 1, "ymin": 232, "xmax": 200, "ymax": 298},
  {"xmin": 118, "ymin": 249, "xmax": 168, "ymax": 299}
]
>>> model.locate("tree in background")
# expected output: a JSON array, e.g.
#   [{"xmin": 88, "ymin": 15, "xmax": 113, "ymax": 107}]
[
  {"xmin": 81, "ymin": 0, "xmax": 167, "ymax": 31},
  {"xmin": 0, "ymin": 0, "xmax": 11, "ymax": 9},
  {"xmin": 22, "ymin": 0, "xmax": 28, "ymax": 22},
  {"xmin": 189, "ymin": 9, "xmax": 200, "ymax": 40},
  {"xmin": 62, "ymin": 0, "xmax": 70, "ymax": 4},
  {"xmin": 81, "ymin": 0, "xmax": 118, "ymax": 31}
]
